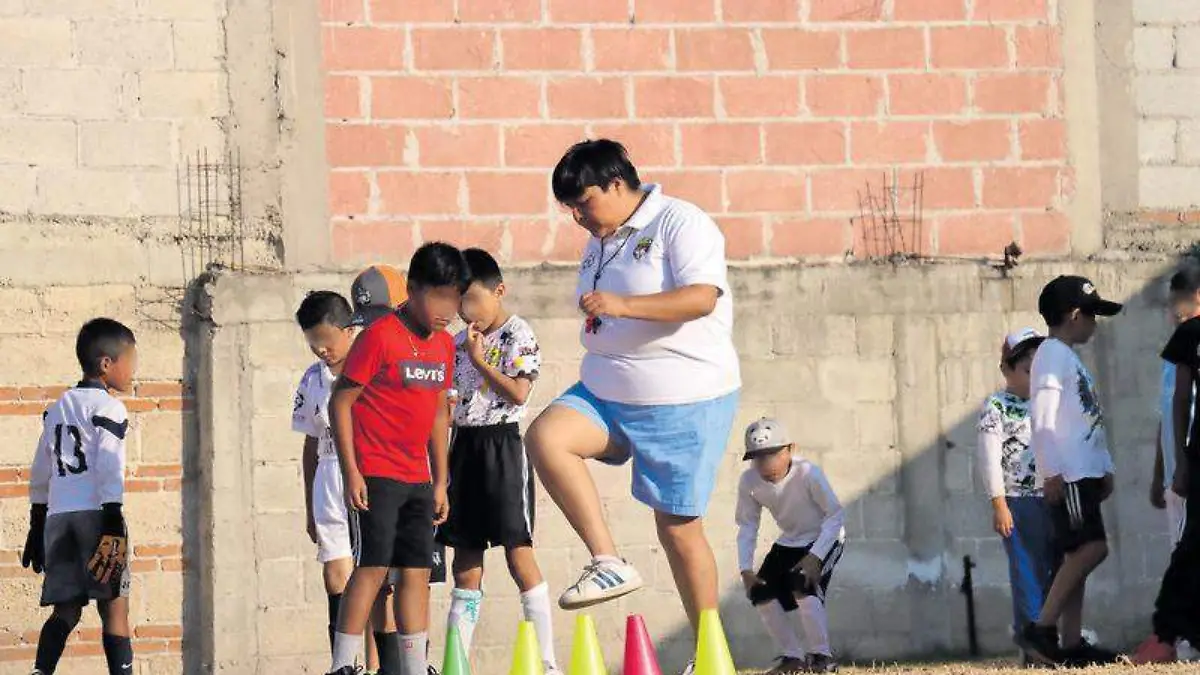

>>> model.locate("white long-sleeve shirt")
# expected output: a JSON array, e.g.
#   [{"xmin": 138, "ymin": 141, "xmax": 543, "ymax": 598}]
[
  {"xmin": 976, "ymin": 391, "xmax": 1041, "ymax": 498},
  {"xmin": 1029, "ymin": 338, "xmax": 1114, "ymax": 482},
  {"xmin": 735, "ymin": 458, "xmax": 845, "ymax": 572},
  {"xmin": 30, "ymin": 382, "xmax": 128, "ymax": 515}
]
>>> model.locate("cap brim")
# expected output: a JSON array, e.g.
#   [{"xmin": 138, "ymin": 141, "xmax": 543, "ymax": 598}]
[
  {"xmin": 1088, "ymin": 299, "xmax": 1123, "ymax": 316},
  {"xmin": 350, "ymin": 305, "xmax": 392, "ymax": 328},
  {"xmin": 743, "ymin": 445, "xmax": 788, "ymax": 460}
]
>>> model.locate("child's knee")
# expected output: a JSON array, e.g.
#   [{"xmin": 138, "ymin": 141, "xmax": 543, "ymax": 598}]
[
  {"xmin": 52, "ymin": 603, "xmax": 83, "ymax": 627},
  {"xmin": 654, "ymin": 512, "xmax": 703, "ymax": 547}
]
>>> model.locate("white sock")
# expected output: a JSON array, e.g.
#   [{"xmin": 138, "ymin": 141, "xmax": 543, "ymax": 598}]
[
  {"xmin": 592, "ymin": 554, "xmax": 623, "ymax": 566},
  {"xmin": 448, "ymin": 587, "xmax": 483, "ymax": 654},
  {"xmin": 400, "ymin": 632, "xmax": 428, "ymax": 675},
  {"xmin": 521, "ymin": 582, "xmax": 559, "ymax": 670},
  {"xmin": 755, "ymin": 602, "xmax": 806, "ymax": 659},
  {"xmin": 331, "ymin": 631, "xmax": 364, "ymax": 671},
  {"xmin": 797, "ymin": 596, "xmax": 831, "ymax": 656}
]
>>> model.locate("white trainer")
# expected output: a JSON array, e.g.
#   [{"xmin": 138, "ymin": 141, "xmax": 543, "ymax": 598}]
[
  {"xmin": 679, "ymin": 660, "xmax": 695, "ymax": 675},
  {"xmin": 558, "ymin": 558, "xmax": 644, "ymax": 609}
]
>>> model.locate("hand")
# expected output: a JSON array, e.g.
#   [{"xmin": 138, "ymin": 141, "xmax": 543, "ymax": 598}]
[
  {"xmin": 796, "ymin": 553, "xmax": 822, "ymax": 591},
  {"xmin": 345, "ymin": 471, "xmax": 369, "ymax": 512},
  {"xmin": 1151, "ymin": 482, "xmax": 1167, "ymax": 510},
  {"xmin": 1172, "ymin": 464, "xmax": 1190, "ymax": 498},
  {"xmin": 21, "ymin": 527, "xmax": 45, "ymax": 574},
  {"xmin": 432, "ymin": 483, "xmax": 449, "ymax": 526},
  {"xmin": 87, "ymin": 534, "xmax": 128, "ymax": 585},
  {"xmin": 741, "ymin": 570, "xmax": 763, "ymax": 595},
  {"xmin": 464, "ymin": 324, "xmax": 486, "ymax": 367},
  {"xmin": 579, "ymin": 291, "xmax": 628, "ymax": 320},
  {"xmin": 992, "ymin": 502, "xmax": 1015, "ymax": 538},
  {"xmin": 1043, "ymin": 475, "xmax": 1065, "ymax": 505},
  {"xmin": 306, "ymin": 515, "xmax": 318, "ymax": 544},
  {"xmin": 1100, "ymin": 473, "xmax": 1114, "ymax": 501}
]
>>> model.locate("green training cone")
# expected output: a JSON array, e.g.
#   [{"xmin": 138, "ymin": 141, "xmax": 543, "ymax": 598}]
[
  {"xmin": 443, "ymin": 623, "xmax": 472, "ymax": 675},
  {"xmin": 509, "ymin": 620, "xmax": 545, "ymax": 675},
  {"xmin": 693, "ymin": 609, "xmax": 736, "ymax": 675},
  {"xmin": 569, "ymin": 614, "xmax": 606, "ymax": 675}
]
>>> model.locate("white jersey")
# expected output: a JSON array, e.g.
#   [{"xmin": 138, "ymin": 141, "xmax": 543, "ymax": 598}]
[
  {"xmin": 1030, "ymin": 338, "xmax": 1115, "ymax": 482},
  {"xmin": 292, "ymin": 361, "xmax": 338, "ymax": 462},
  {"xmin": 735, "ymin": 458, "xmax": 846, "ymax": 571},
  {"xmin": 30, "ymin": 381, "xmax": 128, "ymax": 516}
]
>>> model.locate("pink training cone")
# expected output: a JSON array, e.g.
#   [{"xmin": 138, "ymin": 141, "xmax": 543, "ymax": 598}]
[
  {"xmin": 623, "ymin": 614, "xmax": 663, "ymax": 675},
  {"xmin": 693, "ymin": 609, "xmax": 736, "ymax": 675}
]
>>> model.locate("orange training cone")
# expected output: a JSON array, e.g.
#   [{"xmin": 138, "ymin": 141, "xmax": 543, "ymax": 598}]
[
  {"xmin": 509, "ymin": 620, "xmax": 545, "ymax": 675},
  {"xmin": 442, "ymin": 622, "xmax": 471, "ymax": 675},
  {"xmin": 569, "ymin": 614, "xmax": 606, "ymax": 675},
  {"xmin": 693, "ymin": 609, "xmax": 736, "ymax": 675},
  {"xmin": 623, "ymin": 614, "xmax": 662, "ymax": 675}
]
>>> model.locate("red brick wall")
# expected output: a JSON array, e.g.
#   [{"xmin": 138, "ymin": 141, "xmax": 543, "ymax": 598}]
[{"xmin": 323, "ymin": 0, "xmax": 1070, "ymax": 264}]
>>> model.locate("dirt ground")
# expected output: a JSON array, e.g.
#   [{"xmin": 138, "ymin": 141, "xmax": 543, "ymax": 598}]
[{"xmin": 739, "ymin": 661, "xmax": 1193, "ymax": 674}]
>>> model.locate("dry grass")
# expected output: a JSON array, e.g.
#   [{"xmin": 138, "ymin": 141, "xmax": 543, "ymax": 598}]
[{"xmin": 738, "ymin": 662, "xmax": 1194, "ymax": 674}]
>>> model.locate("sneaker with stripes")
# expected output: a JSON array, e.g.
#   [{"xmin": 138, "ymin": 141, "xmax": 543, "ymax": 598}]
[{"xmin": 558, "ymin": 557, "xmax": 644, "ymax": 609}]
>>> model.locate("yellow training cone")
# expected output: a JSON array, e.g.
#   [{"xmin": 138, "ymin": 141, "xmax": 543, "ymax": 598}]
[
  {"xmin": 569, "ymin": 614, "xmax": 606, "ymax": 675},
  {"xmin": 693, "ymin": 609, "xmax": 736, "ymax": 675},
  {"xmin": 509, "ymin": 620, "xmax": 545, "ymax": 675}
]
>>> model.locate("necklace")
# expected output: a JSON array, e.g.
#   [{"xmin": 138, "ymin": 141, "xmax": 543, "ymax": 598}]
[{"xmin": 397, "ymin": 305, "xmax": 425, "ymax": 357}]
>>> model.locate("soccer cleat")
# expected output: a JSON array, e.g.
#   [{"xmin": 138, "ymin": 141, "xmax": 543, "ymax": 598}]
[
  {"xmin": 558, "ymin": 558, "xmax": 644, "ymax": 609},
  {"xmin": 326, "ymin": 667, "xmax": 362, "ymax": 675},
  {"xmin": 766, "ymin": 655, "xmax": 808, "ymax": 673},
  {"xmin": 1015, "ymin": 623, "xmax": 1061, "ymax": 667},
  {"xmin": 807, "ymin": 653, "xmax": 839, "ymax": 673},
  {"xmin": 1178, "ymin": 640, "xmax": 1199, "ymax": 662},
  {"xmin": 1061, "ymin": 640, "xmax": 1121, "ymax": 667},
  {"xmin": 1131, "ymin": 635, "xmax": 1177, "ymax": 665}
]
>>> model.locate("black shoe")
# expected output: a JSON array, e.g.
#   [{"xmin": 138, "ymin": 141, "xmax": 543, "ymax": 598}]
[
  {"xmin": 1061, "ymin": 640, "xmax": 1122, "ymax": 668},
  {"xmin": 766, "ymin": 656, "xmax": 808, "ymax": 674},
  {"xmin": 807, "ymin": 653, "xmax": 839, "ymax": 673},
  {"xmin": 1016, "ymin": 623, "xmax": 1062, "ymax": 667},
  {"xmin": 427, "ymin": 666, "xmax": 441, "ymax": 675},
  {"xmin": 326, "ymin": 667, "xmax": 361, "ymax": 675}
]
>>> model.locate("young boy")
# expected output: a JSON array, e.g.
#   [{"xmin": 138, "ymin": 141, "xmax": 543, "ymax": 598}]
[
  {"xmin": 326, "ymin": 243, "xmax": 467, "ymax": 675},
  {"xmin": 977, "ymin": 329, "xmax": 1058, "ymax": 656},
  {"xmin": 436, "ymin": 249, "xmax": 560, "ymax": 673},
  {"xmin": 1018, "ymin": 275, "xmax": 1122, "ymax": 667},
  {"xmin": 1152, "ymin": 269, "xmax": 1198, "ymax": 549},
  {"xmin": 21, "ymin": 318, "xmax": 138, "ymax": 675},
  {"xmin": 1134, "ymin": 266, "xmax": 1200, "ymax": 664},
  {"xmin": 293, "ymin": 279, "xmax": 404, "ymax": 675},
  {"xmin": 735, "ymin": 417, "xmax": 846, "ymax": 675}
]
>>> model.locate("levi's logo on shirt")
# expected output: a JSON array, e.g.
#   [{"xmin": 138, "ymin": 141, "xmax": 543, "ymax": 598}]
[{"xmin": 401, "ymin": 360, "xmax": 446, "ymax": 389}]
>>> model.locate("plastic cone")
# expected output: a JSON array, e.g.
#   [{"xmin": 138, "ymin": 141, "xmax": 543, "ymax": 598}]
[
  {"xmin": 509, "ymin": 620, "xmax": 545, "ymax": 675},
  {"xmin": 693, "ymin": 609, "xmax": 736, "ymax": 675},
  {"xmin": 569, "ymin": 614, "xmax": 606, "ymax": 675},
  {"xmin": 623, "ymin": 614, "xmax": 662, "ymax": 675},
  {"xmin": 442, "ymin": 623, "xmax": 471, "ymax": 675}
]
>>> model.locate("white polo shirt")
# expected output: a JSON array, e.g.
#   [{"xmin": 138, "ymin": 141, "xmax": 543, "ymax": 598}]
[{"xmin": 574, "ymin": 184, "xmax": 741, "ymax": 405}]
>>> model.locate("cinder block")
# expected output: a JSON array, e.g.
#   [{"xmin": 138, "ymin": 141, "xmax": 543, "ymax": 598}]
[
  {"xmin": 126, "ymin": 491, "xmax": 182, "ymax": 544},
  {"xmin": 136, "ymin": 0, "xmax": 225, "ymax": 20},
  {"xmin": 254, "ymin": 512, "xmax": 311, "ymax": 561},
  {"xmin": 252, "ymin": 463, "xmax": 303, "ymax": 514},
  {"xmin": 30, "ymin": 0, "xmax": 137, "ymax": 16},
  {"xmin": 856, "ymin": 403, "xmax": 897, "ymax": 447},
  {"xmin": 172, "ymin": 20, "xmax": 223, "ymax": 70},
  {"xmin": 1137, "ymin": 74, "xmax": 1200, "ymax": 117},
  {"xmin": 1134, "ymin": 26, "xmax": 1176, "ymax": 71},
  {"xmin": 81, "ymin": 121, "xmax": 173, "ymax": 168},
  {"xmin": 778, "ymin": 402, "xmax": 857, "ymax": 451},
  {"xmin": 40, "ymin": 285, "xmax": 137, "ymax": 331},
  {"xmin": 24, "ymin": 68, "xmax": 130, "ymax": 119},
  {"xmin": 0, "ymin": 333, "xmax": 80, "ymax": 385},
  {"xmin": 1134, "ymin": 0, "xmax": 1200, "ymax": 24},
  {"xmin": 35, "ymin": 169, "xmax": 138, "ymax": 217},
  {"xmin": 248, "ymin": 323, "xmax": 311, "ymax": 370},
  {"xmin": 0, "ymin": 68, "xmax": 19, "ymax": 113},
  {"xmin": 818, "ymin": 357, "xmax": 896, "ymax": 404},
  {"xmin": 139, "ymin": 71, "xmax": 228, "ymax": 118},
  {"xmin": 856, "ymin": 315, "xmax": 894, "ymax": 357},
  {"xmin": 0, "ymin": 120, "xmax": 76, "ymax": 166},
  {"xmin": 1178, "ymin": 119, "xmax": 1200, "ymax": 164},
  {"xmin": 129, "ymin": 330, "xmax": 186, "ymax": 383},
  {"xmin": 1139, "ymin": 118, "xmax": 1178, "ymax": 165},
  {"xmin": 0, "ymin": 288, "xmax": 42, "ymax": 335},
  {"xmin": 136, "ymin": 411, "xmax": 187, "ymax": 464},
  {"xmin": 0, "ymin": 18, "xmax": 72, "ymax": 66},
  {"xmin": 251, "ymin": 414, "xmax": 300, "ymax": 465},
  {"xmin": 0, "ymin": 165, "xmax": 35, "ymax": 212},
  {"xmin": 1140, "ymin": 166, "xmax": 1200, "ymax": 208},
  {"xmin": 772, "ymin": 315, "xmax": 857, "ymax": 357},
  {"xmin": 251, "ymin": 368, "xmax": 300, "ymax": 415},
  {"xmin": 0, "ymin": 415, "xmax": 44, "ymax": 467},
  {"xmin": 76, "ymin": 19, "xmax": 173, "ymax": 69},
  {"xmin": 256, "ymin": 559, "xmax": 306, "ymax": 610}
]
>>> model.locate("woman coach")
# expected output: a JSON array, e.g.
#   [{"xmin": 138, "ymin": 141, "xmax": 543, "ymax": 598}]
[{"xmin": 526, "ymin": 139, "xmax": 742, "ymax": 647}]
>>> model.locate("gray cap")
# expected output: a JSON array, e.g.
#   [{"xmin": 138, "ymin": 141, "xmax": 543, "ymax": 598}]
[
  {"xmin": 349, "ymin": 264, "xmax": 407, "ymax": 327},
  {"xmin": 743, "ymin": 416, "xmax": 793, "ymax": 460}
]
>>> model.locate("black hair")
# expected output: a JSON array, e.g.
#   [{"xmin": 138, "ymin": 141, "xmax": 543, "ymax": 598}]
[
  {"xmin": 463, "ymin": 247, "xmax": 504, "ymax": 290},
  {"xmin": 295, "ymin": 291, "xmax": 353, "ymax": 330},
  {"xmin": 1169, "ymin": 264, "xmax": 1200, "ymax": 295},
  {"xmin": 76, "ymin": 318, "xmax": 136, "ymax": 377},
  {"xmin": 551, "ymin": 139, "xmax": 642, "ymax": 203},
  {"xmin": 408, "ymin": 241, "xmax": 471, "ymax": 293}
]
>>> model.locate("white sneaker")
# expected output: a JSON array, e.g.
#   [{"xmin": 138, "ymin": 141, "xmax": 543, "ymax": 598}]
[
  {"xmin": 545, "ymin": 664, "xmax": 563, "ymax": 675},
  {"xmin": 558, "ymin": 558, "xmax": 644, "ymax": 609},
  {"xmin": 679, "ymin": 660, "xmax": 695, "ymax": 675},
  {"xmin": 1178, "ymin": 640, "xmax": 1199, "ymax": 661}
]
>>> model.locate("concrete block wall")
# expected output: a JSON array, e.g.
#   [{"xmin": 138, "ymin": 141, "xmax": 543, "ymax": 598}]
[
  {"xmin": 197, "ymin": 259, "xmax": 1177, "ymax": 673},
  {"xmin": 323, "ymin": 0, "xmax": 1077, "ymax": 265}
]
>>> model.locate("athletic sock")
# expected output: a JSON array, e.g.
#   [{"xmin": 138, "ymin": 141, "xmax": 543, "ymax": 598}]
[
  {"xmin": 399, "ymin": 632, "xmax": 428, "ymax": 675},
  {"xmin": 798, "ymin": 596, "xmax": 832, "ymax": 656},
  {"xmin": 331, "ymin": 631, "xmax": 365, "ymax": 671},
  {"xmin": 374, "ymin": 631, "xmax": 400, "ymax": 675},
  {"xmin": 591, "ymin": 554, "xmax": 623, "ymax": 566},
  {"xmin": 327, "ymin": 593, "xmax": 343, "ymax": 653},
  {"xmin": 521, "ymin": 582, "xmax": 558, "ymax": 670},
  {"xmin": 34, "ymin": 614, "xmax": 74, "ymax": 674},
  {"xmin": 448, "ymin": 587, "xmax": 483, "ymax": 653},
  {"xmin": 101, "ymin": 633, "xmax": 133, "ymax": 675},
  {"xmin": 755, "ymin": 602, "xmax": 806, "ymax": 659}
]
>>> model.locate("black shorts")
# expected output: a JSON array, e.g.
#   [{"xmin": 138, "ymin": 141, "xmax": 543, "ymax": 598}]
[
  {"xmin": 748, "ymin": 541, "xmax": 845, "ymax": 611},
  {"xmin": 1050, "ymin": 477, "xmax": 1107, "ymax": 554},
  {"xmin": 437, "ymin": 423, "xmax": 535, "ymax": 551},
  {"xmin": 357, "ymin": 477, "xmax": 435, "ymax": 569}
]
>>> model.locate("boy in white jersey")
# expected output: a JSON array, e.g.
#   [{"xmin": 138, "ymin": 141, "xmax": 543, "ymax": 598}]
[
  {"xmin": 438, "ymin": 249, "xmax": 560, "ymax": 674},
  {"xmin": 1018, "ymin": 275, "xmax": 1122, "ymax": 668},
  {"xmin": 735, "ymin": 417, "xmax": 845, "ymax": 674},
  {"xmin": 21, "ymin": 318, "xmax": 137, "ymax": 675}
]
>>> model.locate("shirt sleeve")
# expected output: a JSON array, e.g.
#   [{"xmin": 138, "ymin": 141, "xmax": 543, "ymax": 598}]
[
  {"xmin": 1031, "ymin": 384, "xmax": 1064, "ymax": 479},
  {"xmin": 342, "ymin": 324, "xmax": 387, "ymax": 387},
  {"xmin": 92, "ymin": 400, "xmax": 129, "ymax": 506},
  {"xmin": 664, "ymin": 208, "xmax": 730, "ymax": 292},
  {"xmin": 734, "ymin": 473, "xmax": 762, "ymax": 572},
  {"xmin": 502, "ymin": 320, "xmax": 541, "ymax": 380},
  {"xmin": 291, "ymin": 370, "xmax": 319, "ymax": 437},
  {"xmin": 1162, "ymin": 321, "xmax": 1200, "ymax": 370},
  {"xmin": 29, "ymin": 413, "xmax": 51, "ymax": 506},
  {"xmin": 976, "ymin": 397, "xmax": 1007, "ymax": 499},
  {"xmin": 806, "ymin": 465, "xmax": 845, "ymax": 561}
]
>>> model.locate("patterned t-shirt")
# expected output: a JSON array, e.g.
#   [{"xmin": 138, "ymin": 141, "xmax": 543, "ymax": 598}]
[
  {"xmin": 977, "ymin": 391, "xmax": 1041, "ymax": 497},
  {"xmin": 453, "ymin": 315, "xmax": 541, "ymax": 427}
]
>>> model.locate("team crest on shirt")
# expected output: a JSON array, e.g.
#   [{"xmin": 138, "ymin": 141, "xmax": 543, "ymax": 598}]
[
  {"xmin": 633, "ymin": 236, "xmax": 654, "ymax": 260},
  {"xmin": 580, "ymin": 252, "xmax": 596, "ymax": 272},
  {"xmin": 355, "ymin": 287, "xmax": 371, "ymax": 306}
]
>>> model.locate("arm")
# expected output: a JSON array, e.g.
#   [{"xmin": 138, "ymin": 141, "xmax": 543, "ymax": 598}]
[
  {"xmin": 1030, "ymin": 385, "xmax": 1064, "ymax": 481},
  {"xmin": 1172, "ymin": 366, "xmax": 1194, "ymax": 496},
  {"xmin": 330, "ymin": 377, "xmax": 367, "ymax": 509},
  {"xmin": 430, "ymin": 390, "xmax": 450, "ymax": 524},
  {"xmin": 807, "ymin": 467, "xmax": 845, "ymax": 561},
  {"xmin": 976, "ymin": 403, "xmax": 1007, "ymax": 501},
  {"xmin": 1152, "ymin": 423, "xmax": 1166, "ymax": 508},
  {"xmin": 302, "ymin": 436, "xmax": 318, "ymax": 538},
  {"xmin": 618, "ymin": 285, "xmax": 720, "ymax": 322},
  {"xmin": 734, "ymin": 478, "xmax": 763, "ymax": 573},
  {"xmin": 469, "ymin": 357, "xmax": 533, "ymax": 406},
  {"xmin": 23, "ymin": 424, "xmax": 51, "ymax": 572},
  {"xmin": 29, "ymin": 423, "xmax": 51, "ymax": 507}
]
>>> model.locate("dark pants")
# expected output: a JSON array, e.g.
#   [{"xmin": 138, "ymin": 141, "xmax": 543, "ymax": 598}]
[
  {"xmin": 1002, "ymin": 496, "xmax": 1060, "ymax": 632},
  {"xmin": 1153, "ymin": 457, "xmax": 1200, "ymax": 645}
]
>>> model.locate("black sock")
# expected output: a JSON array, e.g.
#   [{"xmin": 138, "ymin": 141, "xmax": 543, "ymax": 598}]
[
  {"xmin": 101, "ymin": 633, "xmax": 133, "ymax": 675},
  {"xmin": 375, "ymin": 631, "xmax": 400, "ymax": 675},
  {"xmin": 327, "ymin": 593, "xmax": 342, "ymax": 653},
  {"xmin": 34, "ymin": 615, "xmax": 74, "ymax": 674}
]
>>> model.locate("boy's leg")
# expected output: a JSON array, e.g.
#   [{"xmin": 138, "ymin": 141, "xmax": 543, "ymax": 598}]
[
  {"xmin": 748, "ymin": 546, "xmax": 806, "ymax": 661},
  {"xmin": 333, "ymin": 567, "xmax": 391, "ymax": 670},
  {"xmin": 508, "ymin": 546, "xmax": 559, "ymax": 671},
  {"xmin": 371, "ymin": 576, "xmax": 400, "ymax": 675},
  {"xmin": 35, "ymin": 603, "xmax": 83, "ymax": 675},
  {"xmin": 794, "ymin": 542, "xmax": 843, "ymax": 658},
  {"xmin": 449, "ymin": 549, "xmax": 485, "ymax": 654},
  {"xmin": 1003, "ymin": 498, "xmax": 1051, "ymax": 632},
  {"xmin": 655, "ymin": 511, "xmax": 717, "ymax": 631},
  {"xmin": 323, "ymin": 558, "xmax": 354, "ymax": 652},
  {"xmin": 395, "ymin": 568, "xmax": 433, "ymax": 675},
  {"xmin": 1059, "ymin": 575, "xmax": 1086, "ymax": 649},
  {"xmin": 97, "ymin": 597, "xmax": 133, "ymax": 675}
]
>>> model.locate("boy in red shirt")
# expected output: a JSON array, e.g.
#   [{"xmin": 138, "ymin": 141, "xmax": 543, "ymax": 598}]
[{"xmin": 326, "ymin": 243, "xmax": 468, "ymax": 675}]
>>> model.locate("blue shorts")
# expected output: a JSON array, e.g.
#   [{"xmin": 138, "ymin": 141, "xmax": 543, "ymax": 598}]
[{"xmin": 551, "ymin": 382, "xmax": 740, "ymax": 517}]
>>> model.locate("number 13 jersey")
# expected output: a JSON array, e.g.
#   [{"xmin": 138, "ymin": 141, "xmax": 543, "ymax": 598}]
[{"xmin": 30, "ymin": 381, "xmax": 128, "ymax": 516}]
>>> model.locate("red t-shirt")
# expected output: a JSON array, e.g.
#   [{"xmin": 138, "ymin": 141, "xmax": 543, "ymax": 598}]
[{"xmin": 342, "ymin": 312, "xmax": 454, "ymax": 483}]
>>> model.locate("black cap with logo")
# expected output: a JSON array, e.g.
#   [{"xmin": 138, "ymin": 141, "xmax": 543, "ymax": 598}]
[{"xmin": 1037, "ymin": 275, "xmax": 1122, "ymax": 321}]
